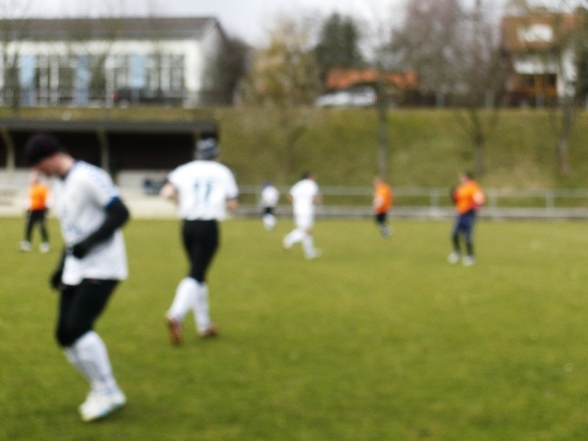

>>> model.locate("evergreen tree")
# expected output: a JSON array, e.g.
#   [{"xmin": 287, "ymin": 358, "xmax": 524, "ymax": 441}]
[{"xmin": 314, "ymin": 13, "xmax": 364, "ymax": 86}]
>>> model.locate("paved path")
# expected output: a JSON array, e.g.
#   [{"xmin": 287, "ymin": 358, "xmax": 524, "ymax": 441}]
[{"xmin": 2, "ymin": 189, "xmax": 587, "ymax": 220}]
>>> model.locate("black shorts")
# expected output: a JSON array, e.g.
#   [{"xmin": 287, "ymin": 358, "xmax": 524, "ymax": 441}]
[
  {"xmin": 28, "ymin": 209, "xmax": 47, "ymax": 223},
  {"xmin": 375, "ymin": 212, "xmax": 387, "ymax": 224},
  {"xmin": 182, "ymin": 219, "xmax": 219, "ymax": 283},
  {"xmin": 263, "ymin": 207, "xmax": 274, "ymax": 216},
  {"xmin": 56, "ymin": 279, "xmax": 119, "ymax": 347}
]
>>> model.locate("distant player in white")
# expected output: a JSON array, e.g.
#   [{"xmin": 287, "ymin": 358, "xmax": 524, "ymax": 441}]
[
  {"xmin": 161, "ymin": 138, "xmax": 239, "ymax": 344},
  {"xmin": 260, "ymin": 181, "xmax": 279, "ymax": 230},
  {"xmin": 25, "ymin": 133, "xmax": 129, "ymax": 422},
  {"xmin": 283, "ymin": 171, "xmax": 322, "ymax": 259}
]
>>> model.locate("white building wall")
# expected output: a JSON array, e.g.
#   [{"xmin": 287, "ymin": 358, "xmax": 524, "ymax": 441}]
[{"xmin": 3, "ymin": 37, "xmax": 209, "ymax": 95}]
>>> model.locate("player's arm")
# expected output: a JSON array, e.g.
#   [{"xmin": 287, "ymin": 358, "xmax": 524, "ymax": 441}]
[
  {"xmin": 473, "ymin": 186, "xmax": 486, "ymax": 207},
  {"xmin": 50, "ymin": 248, "xmax": 66, "ymax": 291},
  {"xmin": 373, "ymin": 193, "xmax": 383, "ymax": 209},
  {"xmin": 227, "ymin": 197, "xmax": 239, "ymax": 212},
  {"xmin": 71, "ymin": 198, "xmax": 130, "ymax": 259},
  {"xmin": 159, "ymin": 181, "xmax": 178, "ymax": 201},
  {"xmin": 313, "ymin": 194, "xmax": 322, "ymax": 205}
]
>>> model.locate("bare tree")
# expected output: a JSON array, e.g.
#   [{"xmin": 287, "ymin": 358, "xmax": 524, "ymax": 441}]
[
  {"xmin": 0, "ymin": 0, "xmax": 31, "ymax": 179},
  {"xmin": 358, "ymin": 4, "xmax": 398, "ymax": 181},
  {"xmin": 391, "ymin": 0, "xmax": 463, "ymax": 106},
  {"xmin": 504, "ymin": 0, "xmax": 585, "ymax": 175},
  {"xmin": 0, "ymin": 0, "xmax": 32, "ymax": 115},
  {"xmin": 391, "ymin": 0, "xmax": 508, "ymax": 176},
  {"xmin": 243, "ymin": 14, "xmax": 321, "ymax": 177},
  {"xmin": 453, "ymin": 0, "xmax": 509, "ymax": 176},
  {"xmin": 204, "ymin": 35, "xmax": 249, "ymax": 106}
]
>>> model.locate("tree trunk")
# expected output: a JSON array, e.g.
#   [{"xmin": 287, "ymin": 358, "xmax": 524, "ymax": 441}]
[
  {"xmin": 377, "ymin": 103, "xmax": 388, "ymax": 179},
  {"xmin": 475, "ymin": 138, "xmax": 485, "ymax": 177},
  {"xmin": 557, "ymin": 136, "xmax": 569, "ymax": 176}
]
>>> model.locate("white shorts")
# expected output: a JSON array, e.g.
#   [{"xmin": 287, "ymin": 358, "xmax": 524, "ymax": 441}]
[{"xmin": 295, "ymin": 213, "xmax": 314, "ymax": 230}]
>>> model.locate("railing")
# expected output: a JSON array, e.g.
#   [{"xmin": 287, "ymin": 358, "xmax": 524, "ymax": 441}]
[
  {"xmin": 0, "ymin": 88, "xmax": 234, "ymax": 108},
  {"xmin": 239, "ymin": 186, "xmax": 588, "ymax": 209},
  {"xmin": 3, "ymin": 182, "xmax": 588, "ymax": 218},
  {"xmin": 236, "ymin": 186, "xmax": 588, "ymax": 219}
]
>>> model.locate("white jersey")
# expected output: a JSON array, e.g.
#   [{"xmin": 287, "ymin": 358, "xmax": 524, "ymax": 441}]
[
  {"xmin": 168, "ymin": 160, "xmax": 238, "ymax": 221},
  {"xmin": 53, "ymin": 161, "xmax": 128, "ymax": 285},
  {"xmin": 261, "ymin": 185, "xmax": 279, "ymax": 208},
  {"xmin": 289, "ymin": 179, "xmax": 319, "ymax": 217}
]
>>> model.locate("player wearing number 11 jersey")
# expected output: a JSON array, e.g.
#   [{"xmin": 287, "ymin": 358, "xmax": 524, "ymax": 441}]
[{"xmin": 160, "ymin": 138, "xmax": 239, "ymax": 344}]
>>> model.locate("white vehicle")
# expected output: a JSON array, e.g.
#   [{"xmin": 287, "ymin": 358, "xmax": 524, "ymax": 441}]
[{"xmin": 315, "ymin": 86, "xmax": 377, "ymax": 108}]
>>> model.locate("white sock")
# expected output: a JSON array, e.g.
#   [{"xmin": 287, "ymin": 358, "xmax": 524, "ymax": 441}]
[
  {"xmin": 193, "ymin": 282, "xmax": 211, "ymax": 333},
  {"xmin": 168, "ymin": 277, "xmax": 198, "ymax": 322},
  {"xmin": 70, "ymin": 331, "xmax": 120, "ymax": 394},
  {"xmin": 64, "ymin": 346, "xmax": 92, "ymax": 383},
  {"xmin": 302, "ymin": 234, "xmax": 316, "ymax": 257},
  {"xmin": 284, "ymin": 228, "xmax": 305, "ymax": 247},
  {"xmin": 263, "ymin": 214, "xmax": 276, "ymax": 230}
]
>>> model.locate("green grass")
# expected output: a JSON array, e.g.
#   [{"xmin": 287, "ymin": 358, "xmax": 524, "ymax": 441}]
[
  {"xmin": 2, "ymin": 217, "xmax": 588, "ymax": 440},
  {"xmin": 8, "ymin": 106, "xmax": 588, "ymax": 189}
]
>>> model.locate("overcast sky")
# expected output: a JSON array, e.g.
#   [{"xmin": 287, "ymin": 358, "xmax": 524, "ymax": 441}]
[
  {"xmin": 22, "ymin": 0, "xmax": 569, "ymax": 46},
  {"xmin": 22, "ymin": 0, "xmax": 512, "ymax": 45}
]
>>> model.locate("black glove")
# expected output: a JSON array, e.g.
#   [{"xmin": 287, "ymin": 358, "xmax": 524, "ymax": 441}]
[
  {"xmin": 70, "ymin": 199, "xmax": 130, "ymax": 259},
  {"xmin": 71, "ymin": 240, "xmax": 91, "ymax": 259},
  {"xmin": 50, "ymin": 249, "xmax": 66, "ymax": 291}
]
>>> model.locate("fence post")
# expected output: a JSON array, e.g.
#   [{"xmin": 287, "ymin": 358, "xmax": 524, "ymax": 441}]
[
  {"xmin": 430, "ymin": 189, "xmax": 439, "ymax": 209},
  {"xmin": 546, "ymin": 190, "xmax": 554, "ymax": 211},
  {"xmin": 488, "ymin": 189, "xmax": 497, "ymax": 209}
]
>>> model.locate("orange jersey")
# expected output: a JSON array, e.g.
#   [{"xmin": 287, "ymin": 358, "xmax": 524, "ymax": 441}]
[
  {"xmin": 453, "ymin": 180, "xmax": 485, "ymax": 214},
  {"xmin": 373, "ymin": 182, "xmax": 393, "ymax": 214},
  {"xmin": 29, "ymin": 183, "xmax": 49, "ymax": 211}
]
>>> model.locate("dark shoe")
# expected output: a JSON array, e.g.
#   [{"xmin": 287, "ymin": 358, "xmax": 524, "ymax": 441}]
[{"xmin": 166, "ymin": 317, "xmax": 182, "ymax": 345}]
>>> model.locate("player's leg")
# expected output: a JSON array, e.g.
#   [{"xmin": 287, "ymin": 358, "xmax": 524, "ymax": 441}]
[
  {"xmin": 176, "ymin": 220, "xmax": 219, "ymax": 338},
  {"xmin": 56, "ymin": 280, "xmax": 125, "ymax": 421},
  {"xmin": 21, "ymin": 211, "xmax": 34, "ymax": 251},
  {"xmin": 462, "ymin": 212, "xmax": 476, "ymax": 265},
  {"xmin": 39, "ymin": 210, "xmax": 50, "ymax": 252},
  {"xmin": 262, "ymin": 207, "xmax": 276, "ymax": 231},
  {"xmin": 375, "ymin": 212, "xmax": 391, "ymax": 238},
  {"xmin": 299, "ymin": 215, "xmax": 319, "ymax": 259},
  {"xmin": 166, "ymin": 277, "xmax": 199, "ymax": 342},
  {"xmin": 283, "ymin": 227, "xmax": 304, "ymax": 248},
  {"xmin": 448, "ymin": 216, "xmax": 463, "ymax": 263}
]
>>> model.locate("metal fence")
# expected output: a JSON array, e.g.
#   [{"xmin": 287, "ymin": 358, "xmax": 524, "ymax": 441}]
[{"xmin": 237, "ymin": 186, "xmax": 588, "ymax": 219}]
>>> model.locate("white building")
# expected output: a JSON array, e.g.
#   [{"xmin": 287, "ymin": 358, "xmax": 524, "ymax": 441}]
[{"xmin": 0, "ymin": 17, "xmax": 227, "ymax": 107}]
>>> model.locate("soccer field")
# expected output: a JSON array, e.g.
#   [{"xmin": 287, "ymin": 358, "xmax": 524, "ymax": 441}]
[{"xmin": 2, "ymin": 216, "xmax": 588, "ymax": 441}]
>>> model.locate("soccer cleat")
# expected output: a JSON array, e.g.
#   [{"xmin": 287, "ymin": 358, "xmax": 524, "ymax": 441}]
[
  {"xmin": 166, "ymin": 317, "xmax": 182, "ymax": 345},
  {"xmin": 462, "ymin": 255, "xmax": 475, "ymax": 266},
  {"xmin": 282, "ymin": 238, "xmax": 292, "ymax": 250},
  {"xmin": 447, "ymin": 251, "xmax": 460, "ymax": 264},
  {"xmin": 40, "ymin": 242, "xmax": 50, "ymax": 253},
  {"xmin": 20, "ymin": 241, "xmax": 32, "ymax": 252},
  {"xmin": 79, "ymin": 390, "xmax": 126, "ymax": 422},
  {"xmin": 200, "ymin": 325, "xmax": 218, "ymax": 338},
  {"xmin": 381, "ymin": 226, "xmax": 393, "ymax": 238}
]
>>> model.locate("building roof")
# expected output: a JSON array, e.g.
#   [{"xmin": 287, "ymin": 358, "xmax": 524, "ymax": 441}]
[
  {"xmin": 325, "ymin": 69, "xmax": 418, "ymax": 91},
  {"xmin": 0, "ymin": 17, "xmax": 222, "ymax": 41},
  {"xmin": 0, "ymin": 118, "xmax": 218, "ymax": 134},
  {"xmin": 501, "ymin": 13, "xmax": 581, "ymax": 53}
]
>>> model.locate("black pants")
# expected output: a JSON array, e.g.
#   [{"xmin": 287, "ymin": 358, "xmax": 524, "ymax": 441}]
[
  {"xmin": 182, "ymin": 219, "xmax": 219, "ymax": 283},
  {"xmin": 56, "ymin": 279, "xmax": 118, "ymax": 347},
  {"xmin": 375, "ymin": 212, "xmax": 387, "ymax": 226},
  {"xmin": 25, "ymin": 209, "xmax": 49, "ymax": 243}
]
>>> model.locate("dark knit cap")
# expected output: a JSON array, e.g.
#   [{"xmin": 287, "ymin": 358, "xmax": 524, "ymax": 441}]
[
  {"xmin": 197, "ymin": 138, "xmax": 220, "ymax": 160},
  {"xmin": 25, "ymin": 133, "xmax": 62, "ymax": 165}
]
